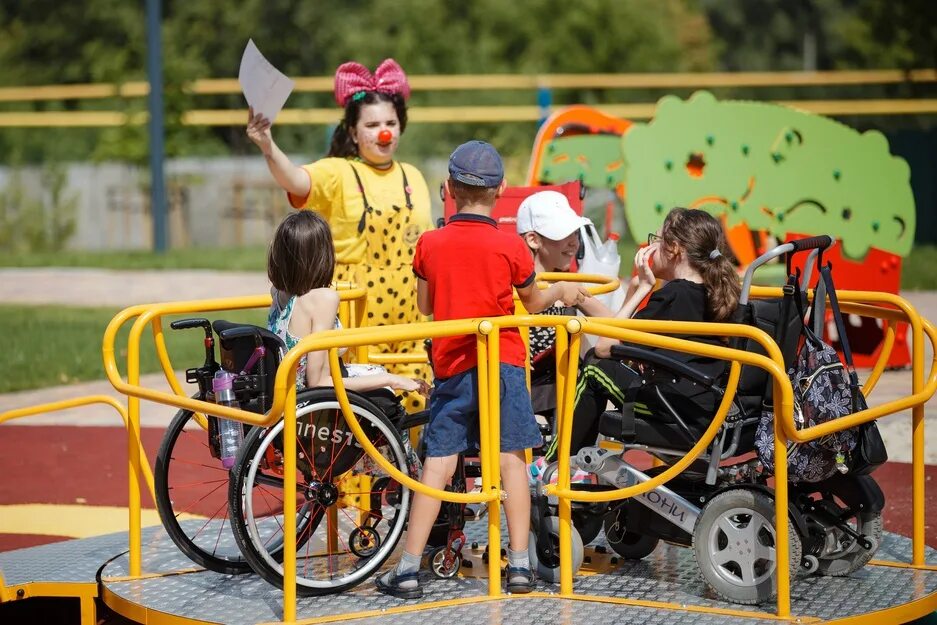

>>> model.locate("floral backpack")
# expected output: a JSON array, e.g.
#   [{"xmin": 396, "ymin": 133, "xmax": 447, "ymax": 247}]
[{"xmin": 754, "ymin": 264, "xmax": 883, "ymax": 483}]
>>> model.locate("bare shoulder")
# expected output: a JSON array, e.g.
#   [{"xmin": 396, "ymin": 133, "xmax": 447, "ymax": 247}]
[{"xmin": 296, "ymin": 288, "xmax": 339, "ymax": 313}]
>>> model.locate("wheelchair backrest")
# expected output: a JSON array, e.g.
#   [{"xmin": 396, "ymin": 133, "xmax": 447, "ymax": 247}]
[
  {"xmin": 731, "ymin": 292, "xmax": 805, "ymax": 417},
  {"xmin": 212, "ymin": 320, "xmax": 285, "ymax": 413}
]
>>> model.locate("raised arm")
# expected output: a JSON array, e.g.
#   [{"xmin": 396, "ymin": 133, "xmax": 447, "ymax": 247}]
[
  {"xmin": 594, "ymin": 245, "xmax": 657, "ymax": 357},
  {"xmin": 246, "ymin": 107, "xmax": 311, "ymax": 199}
]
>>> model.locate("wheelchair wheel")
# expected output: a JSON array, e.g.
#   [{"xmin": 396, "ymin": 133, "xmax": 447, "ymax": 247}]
[
  {"xmin": 603, "ymin": 503, "xmax": 659, "ymax": 560},
  {"xmin": 154, "ymin": 405, "xmax": 251, "ymax": 574},
  {"xmin": 693, "ymin": 488, "xmax": 802, "ymax": 605},
  {"xmin": 429, "ymin": 545, "xmax": 462, "ymax": 579},
  {"xmin": 529, "ymin": 515, "xmax": 584, "ymax": 583},
  {"xmin": 229, "ymin": 388, "xmax": 411, "ymax": 596},
  {"xmin": 814, "ymin": 504, "xmax": 882, "ymax": 577}
]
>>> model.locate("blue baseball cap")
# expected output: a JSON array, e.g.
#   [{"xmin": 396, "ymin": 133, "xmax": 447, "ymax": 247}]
[{"xmin": 448, "ymin": 140, "xmax": 504, "ymax": 187}]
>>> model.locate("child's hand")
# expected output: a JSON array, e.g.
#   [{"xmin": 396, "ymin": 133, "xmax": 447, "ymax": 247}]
[
  {"xmin": 633, "ymin": 245, "xmax": 657, "ymax": 289},
  {"xmin": 388, "ymin": 375, "xmax": 431, "ymax": 397},
  {"xmin": 557, "ymin": 283, "xmax": 591, "ymax": 307}
]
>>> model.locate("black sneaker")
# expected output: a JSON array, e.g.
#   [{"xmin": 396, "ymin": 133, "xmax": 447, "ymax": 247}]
[
  {"xmin": 375, "ymin": 569, "xmax": 423, "ymax": 599},
  {"xmin": 504, "ymin": 565, "xmax": 535, "ymax": 594}
]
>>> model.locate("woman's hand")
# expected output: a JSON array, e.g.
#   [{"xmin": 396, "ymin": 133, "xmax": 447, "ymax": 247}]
[
  {"xmin": 387, "ymin": 375, "xmax": 432, "ymax": 397},
  {"xmin": 633, "ymin": 245, "xmax": 657, "ymax": 289},
  {"xmin": 246, "ymin": 106, "xmax": 273, "ymax": 155}
]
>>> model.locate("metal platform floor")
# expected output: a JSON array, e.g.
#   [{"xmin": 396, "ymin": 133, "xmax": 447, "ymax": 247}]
[{"xmin": 2, "ymin": 523, "xmax": 936, "ymax": 625}]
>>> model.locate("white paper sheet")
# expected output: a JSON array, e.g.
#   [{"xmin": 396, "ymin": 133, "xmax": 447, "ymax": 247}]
[{"xmin": 238, "ymin": 39, "xmax": 295, "ymax": 123}]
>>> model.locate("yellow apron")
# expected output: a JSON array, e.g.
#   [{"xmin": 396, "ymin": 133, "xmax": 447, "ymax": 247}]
[{"xmin": 336, "ymin": 162, "xmax": 429, "ymax": 412}]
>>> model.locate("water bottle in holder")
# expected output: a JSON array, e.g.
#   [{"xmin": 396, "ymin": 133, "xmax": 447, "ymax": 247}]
[{"xmin": 212, "ymin": 370, "xmax": 244, "ymax": 469}]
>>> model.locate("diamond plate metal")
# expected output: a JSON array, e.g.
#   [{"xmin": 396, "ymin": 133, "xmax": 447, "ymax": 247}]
[
  {"xmin": 4, "ymin": 519, "xmax": 935, "ymax": 625},
  {"xmin": 0, "ymin": 530, "xmax": 129, "ymax": 585},
  {"xmin": 339, "ymin": 598, "xmax": 782, "ymax": 625}
]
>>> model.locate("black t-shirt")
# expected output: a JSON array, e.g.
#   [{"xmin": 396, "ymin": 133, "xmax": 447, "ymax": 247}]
[
  {"xmin": 629, "ymin": 279, "xmax": 727, "ymax": 428},
  {"xmin": 632, "ymin": 279, "xmax": 724, "ymax": 378}
]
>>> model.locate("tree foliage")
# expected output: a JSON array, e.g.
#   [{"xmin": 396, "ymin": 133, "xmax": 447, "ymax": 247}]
[{"xmin": 0, "ymin": 0, "xmax": 932, "ymax": 165}]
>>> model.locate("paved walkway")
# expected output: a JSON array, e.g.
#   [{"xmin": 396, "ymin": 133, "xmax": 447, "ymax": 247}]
[{"xmin": 1, "ymin": 268, "xmax": 936, "ymax": 463}]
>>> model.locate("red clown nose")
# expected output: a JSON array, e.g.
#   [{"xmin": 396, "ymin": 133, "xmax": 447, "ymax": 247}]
[{"xmin": 377, "ymin": 129, "xmax": 393, "ymax": 144}]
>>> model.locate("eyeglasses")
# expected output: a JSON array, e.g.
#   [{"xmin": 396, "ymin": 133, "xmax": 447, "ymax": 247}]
[{"xmin": 647, "ymin": 232, "xmax": 662, "ymax": 246}]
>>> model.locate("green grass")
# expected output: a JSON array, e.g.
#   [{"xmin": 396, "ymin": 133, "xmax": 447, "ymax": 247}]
[
  {"xmin": 0, "ymin": 246, "xmax": 268, "ymax": 271},
  {"xmin": 0, "ymin": 305, "xmax": 266, "ymax": 393}
]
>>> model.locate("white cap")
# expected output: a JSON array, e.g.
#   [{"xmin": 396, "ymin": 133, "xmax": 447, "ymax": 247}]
[{"xmin": 516, "ymin": 190, "xmax": 590, "ymax": 240}]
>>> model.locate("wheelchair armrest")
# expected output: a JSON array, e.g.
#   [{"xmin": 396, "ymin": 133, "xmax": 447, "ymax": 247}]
[
  {"xmin": 609, "ymin": 344, "xmax": 715, "ymax": 388},
  {"xmin": 399, "ymin": 410, "xmax": 430, "ymax": 431}
]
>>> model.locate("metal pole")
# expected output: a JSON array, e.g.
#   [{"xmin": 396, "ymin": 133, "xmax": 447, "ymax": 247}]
[
  {"xmin": 537, "ymin": 85, "xmax": 552, "ymax": 128},
  {"xmin": 145, "ymin": 0, "xmax": 168, "ymax": 252}
]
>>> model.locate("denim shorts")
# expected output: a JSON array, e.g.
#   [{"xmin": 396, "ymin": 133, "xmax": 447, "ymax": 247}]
[{"xmin": 423, "ymin": 364, "xmax": 543, "ymax": 458}]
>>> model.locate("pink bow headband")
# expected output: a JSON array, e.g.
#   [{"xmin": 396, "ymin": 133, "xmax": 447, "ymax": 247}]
[{"xmin": 333, "ymin": 58, "xmax": 411, "ymax": 108}]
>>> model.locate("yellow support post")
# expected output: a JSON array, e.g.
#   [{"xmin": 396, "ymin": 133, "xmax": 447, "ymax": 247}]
[
  {"xmin": 283, "ymin": 380, "xmax": 298, "ymax": 623},
  {"xmin": 558, "ymin": 319, "xmax": 582, "ymax": 596}
]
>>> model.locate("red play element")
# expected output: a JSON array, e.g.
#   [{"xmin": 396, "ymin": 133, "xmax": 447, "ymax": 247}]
[
  {"xmin": 443, "ymin": 179, "xmax": 585, "ymax": 236},
  {"xmin": 377, "ymin": 129, "xmax": 392, "ymax": 144},
  {"xmin": 786, "ymin": 233, "xmax": 909, "ymax": 369},
  {"xmin": 442, "ymin": 180, "xmax": 585, "ymax": 271}
]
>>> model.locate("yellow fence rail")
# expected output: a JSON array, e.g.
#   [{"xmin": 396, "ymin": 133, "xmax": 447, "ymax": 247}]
[
  {"xmin": 2, "ymin": 69, "xmax": 936, "ymax": 127},
  {"xmin": 2, "ymin": 69, "xmax": 935, "ymax": 102},
  {"xmin": 3, "ymin": 99, "xmax": 936, "ymax": 129},
  {"xmin": 96, "ymin": 283, "xmax": 936, "ymax": 622}
]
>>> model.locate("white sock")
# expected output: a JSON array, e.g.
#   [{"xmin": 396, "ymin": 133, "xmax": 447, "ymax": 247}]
[
  {"xmin": 507, "ymin": 547, "xmax": 530, "ymax": 581},
  {"xmin": 381, "ymin": 550, "xmax": 421, "ymax": 589}
]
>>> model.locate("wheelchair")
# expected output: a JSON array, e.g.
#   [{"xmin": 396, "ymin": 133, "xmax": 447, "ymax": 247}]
[
  {"xmin": 153, "ymin": 317, "xmax": 424, "ymax": 595},
  {"xmin": 538, "ymin": 237, "xmax": 885, "ymax": 604}
]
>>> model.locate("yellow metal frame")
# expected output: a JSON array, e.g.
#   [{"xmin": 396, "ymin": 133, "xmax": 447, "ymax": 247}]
[
  {"xmin": 4, "ymin": 274, "xmax": 936, "ymax": 624},
  {"xmin": 93, "ymin": 281, "xmax": 937, "ymax": 623}
]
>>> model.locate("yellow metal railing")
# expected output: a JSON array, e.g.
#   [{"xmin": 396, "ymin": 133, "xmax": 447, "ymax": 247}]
[
  {"xmin": 90, "ymin": 282, "xmax": 934, "ymax": 622},
  {"xmin": 3, "ymin": 69, "xmax": 935, "ymax": 102}
]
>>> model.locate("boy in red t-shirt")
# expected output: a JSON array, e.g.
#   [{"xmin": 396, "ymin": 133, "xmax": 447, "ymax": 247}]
[{"xmin": 376, "ymin": 140, "xmax": 589, "ymax": 598}]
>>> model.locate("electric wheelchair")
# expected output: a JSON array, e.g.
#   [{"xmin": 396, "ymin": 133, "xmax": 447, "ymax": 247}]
[{"xmin": 536, "ymin": 237, "xmax": 885, "ymax": 604}]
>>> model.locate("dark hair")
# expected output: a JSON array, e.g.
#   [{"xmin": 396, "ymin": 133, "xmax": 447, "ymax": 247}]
[
  {"xmin": 660, "ymin": 207, "xmax": 740, "ymax": 323},
  {"xmin": 328, "ymin": 91, "xmax": 408, "ymax": 158},
  {"xmin": 267, "ymin": 211, "xmax": 336, "ymax": 296},
  {"xmin": 448, "ymin": 179, "xmax": 499, "ymax": 210}
]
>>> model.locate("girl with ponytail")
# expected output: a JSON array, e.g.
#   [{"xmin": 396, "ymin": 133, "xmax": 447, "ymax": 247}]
[{"xmin": 540, "ymin": 207, "xmax": 741, "ymax": 465}]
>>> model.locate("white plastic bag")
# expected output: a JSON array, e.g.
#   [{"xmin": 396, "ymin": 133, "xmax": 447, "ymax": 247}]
[
  {"xmin": 578, "ymin": 221, "xmax": 625, "ymax": 312},
  {"xmin": 578, "ymin": 221, "xmax": 626, "ymax": 353}
]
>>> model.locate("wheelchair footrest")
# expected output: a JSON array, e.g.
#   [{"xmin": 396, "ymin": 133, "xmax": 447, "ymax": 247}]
[{"xmin": 598, "ymin": 405, "xmax": 636, "ymax": 443}]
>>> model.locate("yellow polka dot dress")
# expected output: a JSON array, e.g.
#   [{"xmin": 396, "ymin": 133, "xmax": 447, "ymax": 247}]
[{"xmin": 288, "ymin": 157, "xmax": 432, "ymax": 412}]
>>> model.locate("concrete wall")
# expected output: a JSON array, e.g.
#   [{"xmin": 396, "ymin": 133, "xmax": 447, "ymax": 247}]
[
  {"xmin": 0, "ymin": 155, "xmax": 460, "ymax": 251},
  {"xmin": 0, "ymin": 157, "xmax": 303, "ymax": 251}
]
